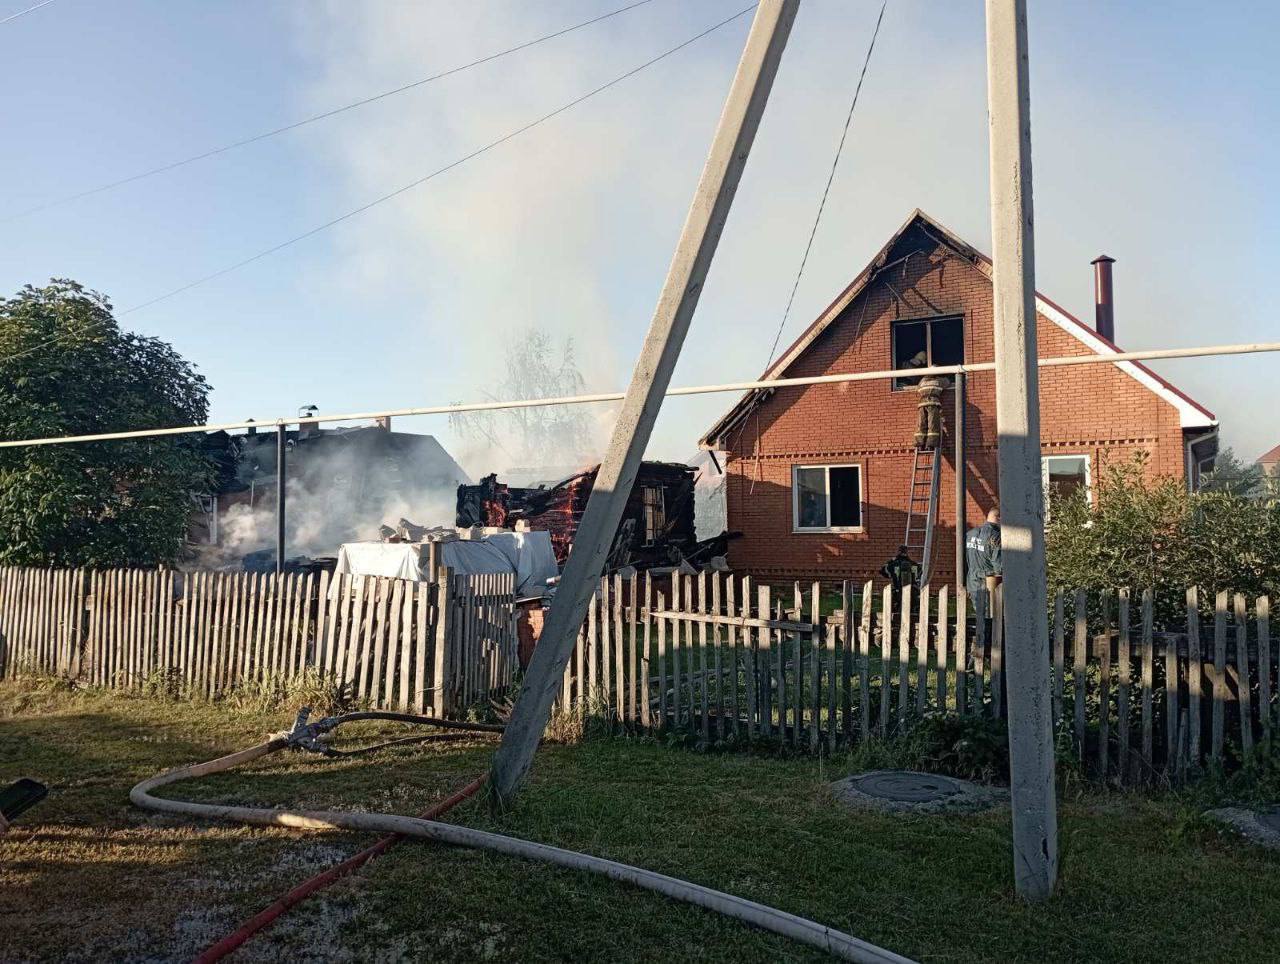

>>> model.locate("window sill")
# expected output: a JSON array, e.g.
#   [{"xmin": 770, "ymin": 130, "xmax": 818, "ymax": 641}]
[{"xmin": 792, "ymin": 526, "xmax": 865, "ymax": 535}]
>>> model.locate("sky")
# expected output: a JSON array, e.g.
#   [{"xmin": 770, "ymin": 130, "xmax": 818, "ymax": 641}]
[{"xmin": 2, "ymin": 0, "xmax": 1277, "ymax": 477}]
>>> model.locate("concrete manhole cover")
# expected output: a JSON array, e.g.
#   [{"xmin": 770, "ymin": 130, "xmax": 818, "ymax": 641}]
[
  {"xmin": 832, "ymin": 770, "xmax": 1007, "ymax": 815},
  {"xmin": 1209, "ymin": 806, "xmax": 1280, "ymax": 849}
]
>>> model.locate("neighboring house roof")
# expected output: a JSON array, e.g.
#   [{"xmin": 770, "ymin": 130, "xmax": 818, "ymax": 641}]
[
  {"xmin": 701, "ymin": 209, "xmax": 1217, "ymax": 447},
  {"xmin": 1258, "ymin": 443, "xmax": 1280, "ymax": 466}
]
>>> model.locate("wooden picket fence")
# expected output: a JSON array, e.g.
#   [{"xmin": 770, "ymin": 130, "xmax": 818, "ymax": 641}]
[
  {"xmin": 0, "ymin": 565, "xmax": 518, "ymax": 715},
  {"xmin": 553, "ymin": 573, "xmax": 1275, "ymax": 784}
]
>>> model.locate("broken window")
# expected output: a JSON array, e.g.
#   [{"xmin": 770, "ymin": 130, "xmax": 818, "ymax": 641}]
[
  {"xmin": 792, "ymin": 464, "xmax": 862, "ymax": 532},
  {"xmin": 642, "ymin": 486, "xmax": 666, "ymax": 545},
  {"xmin": 892, "ymin": 315, "xmax": 964, "ymax": 389},
  {"xmin": 1042, "ymin": 454, "xmax": 1091, "ymax": 516}
]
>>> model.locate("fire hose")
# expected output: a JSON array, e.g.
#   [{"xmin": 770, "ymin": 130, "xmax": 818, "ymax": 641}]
[{"xmin": 130, "ymin": 711, "xmax": 912, "ymax": 964}]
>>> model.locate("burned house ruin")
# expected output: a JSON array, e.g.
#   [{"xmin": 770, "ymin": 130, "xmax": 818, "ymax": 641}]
[{"xmin": 456, "ymin": 461, "xmax": 726, "ymax": 571}]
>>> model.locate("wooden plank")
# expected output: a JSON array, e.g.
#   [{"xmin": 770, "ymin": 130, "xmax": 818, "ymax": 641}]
[
  {"xmin": 916, "ymin": 585, "xmax": 930, "ymax": 716},
  {"xmin": 935, "ymin": 585, "xmax": 948, "ymax": 712},
  {"xmin": 974, "ymin": 589, "xmax": 989, "ymax": 715},
  {"xmin": 587, "ymin": 582, "xmax": 600, "ymax": 711},
  {"xmin": 632, "ymin": 572, "xmax": 643, "ymax": 729},
  {"xmin": 641, "ymin": 573, "xmax": 653, "ymax": 730},
  {"xmin": 1098, "ymin": 591, "xmax": 1112, "ymax": 780},
  {"xmin": 990, "ymin": 585, "xmax": 1004, "ymax": 719},
  {"xmin": 1052, "ymin": 591, "xmax": 1065, "ymax": 727},
  {"xmin": 222, "ymin": 572, "xmax": 241, "ymax": 688},
  {"xmin": 392, "ymin": 576, "xmax": 409, "ymax": 710},
  {"xmin": 368, "ymin": 577, "xmax": 391, "ymax": 707},
  {"xmin": 776, "ymin": 598, "xmax": 788, "ymax": 744},
  {"xmin": 600, "ymin": 578, "xmax": 614, "ymax": 722},
  {"xmin": 669, "ymin": 579, "xmax": 682, "ymax": 728},
  {"xmin": 342, "ymin": 576, "xmax": 366, "ymax": 695},
  {"xmin": 1140, "ymin": 589, "xmax": 1155, "ymax": 778},
  {"xmin": 413, "ymin": 580, "xmax": 429, "ymax": 714},
  {"xmin": 954, "ymin": 588, "xmax": 968, "ymax": 716},
  {"xmin": 724, "ymin": 575, "xmax": 736, "ymax": 737},
  {"xmin": 791, "ymin": 585, "xmax": 804, "ymax": 748},
  {"xmin": 742, "ymin": 577, "xmax": 756, "ymax": 738},
  {"xmin": 383, "ymin": 578, "xmax": 404, "ymax": 709},
  {"xmin": 1073, "ymin": 589, "xmax": 1087, "ymax": 762},
  {"xmin": 896, "ymin": 584, "xmax": 911, "ymax": 731},
  {"xmin": 1259, "ymin": 596, "xmax": 1272, "ymax": 754},
  {"xmin": 1235, "ymin": 593, "xmax": 1254, "ymax": 760},
  {"xmin": 714, "ymin": 575, "xmax": 725, "ymax": 741},
  {"xmin": 810, "ymin": 581, "xmax": 820, "ymax": 752},
  {"xmin": 827, "ymin": 614, "xmax": 838, "ymax": 749},
  {"xmin": 1212, "ymin": 589, "xmax": 1227, "ymax": 763},
  {"xmin": 840, "ymin": 580, "xmax": 853, "ymax": 742},
  {"xmin": 879, "ymin": 584, "xmax": 892, "ymax": 739},
  {"xmin": 1185, "ymin": 586, "xmax": 1200, "ymax": 767},
  {"xmin": 431, "ymin": 574, "xmax": 449, "ymax": 716},
  {"xmin": 656, "ymin": 591, "xmax": 669, "ymax": 728},
  {"xmin": 758, "ymin": 584, "xmax": 772, "ymax": 739},
  {"xmin": 1117, "ymin": 590, "xmax": 1132, "ymax": 784},
  {"xmin": 616, "ymin": 573, "xmax": 629, "ymax": 729},
  {"xmin": 699, "ymin": 575, "xmax": 711, "ymax": 741},
  {"xmin": 859, "ymin": 581, "xmax": 872, "ymax": 738}
]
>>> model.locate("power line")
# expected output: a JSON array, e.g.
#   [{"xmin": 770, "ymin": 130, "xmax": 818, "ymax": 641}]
[
  {"xmin": 0, "ymin": 4, "xmax": 757, "ymax": 365},
  {"xmin": 120, "ymin": 5, "xmax": 757, "ymax": 316},
  {"xmin": 762, "ymin": 0, "xmax": 886, "ymax": 374},
  {"xmin": 0, "ymin": 0, "xmax": 656, "ymax": 223},
  {"xmin": 0, "ymin": 340, "xmax": 1269, "ymax": 448},
  {"xmin": 0, "ymin": 0, "xmax": 55, "ymax": 27}
]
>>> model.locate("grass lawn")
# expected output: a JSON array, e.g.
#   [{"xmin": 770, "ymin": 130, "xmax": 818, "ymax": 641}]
[{"xmin": 2, "ymin": 680, "xmax": 1278, "ymax": 963}]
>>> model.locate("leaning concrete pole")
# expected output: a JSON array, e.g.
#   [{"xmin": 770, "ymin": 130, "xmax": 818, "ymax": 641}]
[
  {"xmin": 491, "ymin": 0, "xmax": 800, "ymax": 806},
  {"xmin": 984, "ymin": 0, "xmax": 1058, "ymax": 900}
]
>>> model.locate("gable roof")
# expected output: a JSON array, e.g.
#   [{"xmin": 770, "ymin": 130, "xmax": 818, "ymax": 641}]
[
  {"xmin": 1258, "ymin": 443, "xmax": 1280, "ymax": 466},
  {"xmin": 700, "ymin": 209, "xmax": 1216, "ymax": 447}
]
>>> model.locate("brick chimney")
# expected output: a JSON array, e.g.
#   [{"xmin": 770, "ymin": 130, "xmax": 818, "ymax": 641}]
[
  {"xmin": 374, "ymin": 415, "xmax": 392, "ymax": 431},
  {"xmin": 1091, "ymin": 255, "xmax": 1115, "ymax": 343}
]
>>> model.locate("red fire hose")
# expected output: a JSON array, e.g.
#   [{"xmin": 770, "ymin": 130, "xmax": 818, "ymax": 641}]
[{"xmin": 193, "ymin": 775, "xmax": 485, "ymax": 963}]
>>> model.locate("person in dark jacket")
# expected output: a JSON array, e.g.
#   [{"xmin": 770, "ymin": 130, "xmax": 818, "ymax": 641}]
[
  {"xmin": 964, "ymin": 506, "xmax": 1002, "ymax": 597},
  {"xmin": 880, "ymin": 545, "xmax": 921, "ymax": 593}
]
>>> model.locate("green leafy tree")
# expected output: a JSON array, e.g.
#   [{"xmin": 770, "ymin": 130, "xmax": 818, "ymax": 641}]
[
  {"xmin": 1046, "ymin": 454, "xmax": 1280, "ymax": 626},
  {"xmin": 0, "ymin": 280, "xmax": 213, "ymax": 567},
  {"xmin": 1199, "ymin": 446, "xmax": 1265, "ymax": 498}
]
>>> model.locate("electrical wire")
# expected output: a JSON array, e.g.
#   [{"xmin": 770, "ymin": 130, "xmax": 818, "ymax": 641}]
[
  {"xmin": 0, "ymin": 0, "xmax": 656, "ymax": 223},
  {"xmin": 0, "ymin": 0, "xmax": 55, "ymax": 27},
  {"xmin": 0, "ymin": 4, "xmax": 757, "ymax": 365},
  {"xmin": 2, "ymin": 338, "xmax": 1267, "ymax": 449},
  {"xmin": 762, "ymin": 0, "xmax": 886, "ymax": 374}
]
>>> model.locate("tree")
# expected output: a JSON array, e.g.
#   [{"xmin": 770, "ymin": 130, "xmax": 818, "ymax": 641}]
[
  {"xmin": 449, "ymin": 329, "xmax": 596, "ymax": 469},
  {"xmin": 0, "ymin": 280, "xmax": 213, "ymax": 567},
  {"xmin": 1199, "ymin": 446, "xmax": 1265, "ymax": 498}
]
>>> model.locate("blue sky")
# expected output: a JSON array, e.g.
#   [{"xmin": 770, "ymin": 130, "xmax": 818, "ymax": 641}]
[{"xmin": 2, "ymin": 0, "xmax": 1277, "ymax": 476}]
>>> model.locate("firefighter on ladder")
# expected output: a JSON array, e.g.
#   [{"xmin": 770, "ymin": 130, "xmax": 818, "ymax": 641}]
[{"xmin": 910, "ymin": 351, "xmax": 944, "ymax": 450}]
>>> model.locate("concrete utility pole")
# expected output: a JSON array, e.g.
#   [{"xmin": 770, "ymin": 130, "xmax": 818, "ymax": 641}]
[
  {"xmin": 490, "ymin": 0, "xmax": 800, "ymax": 805},
  {"xmin": 984, "ymin": 0, "xmax": 1058, "ymax": 900}
]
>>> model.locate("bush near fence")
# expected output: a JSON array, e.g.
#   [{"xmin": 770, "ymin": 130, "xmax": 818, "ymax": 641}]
[{"xmin": 0, "ymin": 565, "xmax": 518, "ymax": 717}]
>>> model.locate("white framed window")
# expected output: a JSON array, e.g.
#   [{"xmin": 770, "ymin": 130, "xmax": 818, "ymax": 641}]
[
  {"xmin": 792, "ymin": 464, "xmax": 863, "ymax": 533},
  {"xmin": 1042, "ymin": 454, "xmax": 1092, "ymax": 509}
]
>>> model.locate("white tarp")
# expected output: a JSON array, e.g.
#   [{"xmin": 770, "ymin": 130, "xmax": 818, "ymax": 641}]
[
  {"xmin": 334, "ymin": 542, "xmax": 422, "ymax": 582},
  {"xmin": 334, "ymin": 530, "xmax": 558, "ymax": 599}
]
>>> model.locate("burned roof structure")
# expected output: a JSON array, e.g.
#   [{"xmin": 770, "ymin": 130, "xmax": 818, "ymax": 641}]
[{"xmin": 457, "ymin": 461, "xmax": 719, "ymax": 571}]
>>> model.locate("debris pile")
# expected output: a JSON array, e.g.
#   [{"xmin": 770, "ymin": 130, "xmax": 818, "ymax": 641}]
[{"xmin": 456, "ymin": 462, "xmax": 738, "ymax": 573}]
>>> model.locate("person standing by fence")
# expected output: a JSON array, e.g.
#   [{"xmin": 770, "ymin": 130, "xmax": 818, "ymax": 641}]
[{"xmin": 964, "ymin": 505, "xmax": 1002, "ymax": 598}]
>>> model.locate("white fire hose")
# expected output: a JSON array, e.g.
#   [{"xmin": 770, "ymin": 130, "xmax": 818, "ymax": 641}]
[{"xmin": 131, "ymin": 727, "xmax": 913, "ymax": 964}]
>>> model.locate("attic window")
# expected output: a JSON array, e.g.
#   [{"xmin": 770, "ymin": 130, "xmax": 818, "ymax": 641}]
[{"xmin": 892, "ymin": 315, "xmax": 963, "ymax": 389}]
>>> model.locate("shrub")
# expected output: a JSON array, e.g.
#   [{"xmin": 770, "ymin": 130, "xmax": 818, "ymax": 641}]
[{"xmin": 1046, "ymin": 455, "xmax": 1280, "ymax": 627}]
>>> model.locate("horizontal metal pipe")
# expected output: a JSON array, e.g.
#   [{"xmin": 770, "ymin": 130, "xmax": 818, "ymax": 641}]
[{"xmin": 2, "ymin": 339, "xmax": 1275, "ymax": 449}]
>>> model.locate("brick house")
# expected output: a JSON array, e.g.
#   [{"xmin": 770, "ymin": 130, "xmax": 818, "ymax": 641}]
[{"xmin": 699, "ymin": 210, "xmax": 1219, "ymax": 585}]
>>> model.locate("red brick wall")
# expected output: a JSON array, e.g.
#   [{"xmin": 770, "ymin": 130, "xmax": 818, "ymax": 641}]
[{"xmin": 721, "ymin": 235, "xmax": 1187, "ymax": 584}]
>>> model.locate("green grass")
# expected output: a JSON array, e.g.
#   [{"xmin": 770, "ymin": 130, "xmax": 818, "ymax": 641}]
[{"xmin": 2, "ymin": 679, "xmax": 1279, "ymax": 962}]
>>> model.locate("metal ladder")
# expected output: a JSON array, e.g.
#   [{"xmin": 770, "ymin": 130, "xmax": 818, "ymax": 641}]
[{"xmin": 904, "ymin": 445, "xmax": 942, "ymax": 585}]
